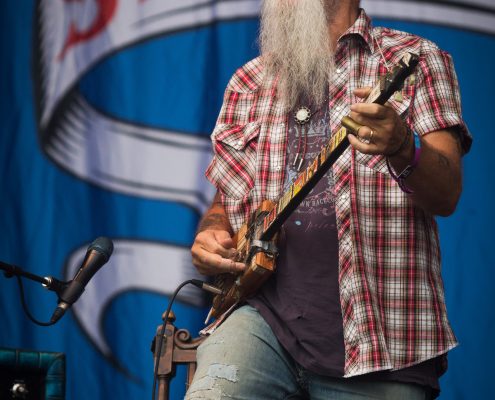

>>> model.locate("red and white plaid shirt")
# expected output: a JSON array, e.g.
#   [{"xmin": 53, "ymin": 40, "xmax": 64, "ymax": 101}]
[{"xmin": 206, "ymin": 9, "xmax": 471, "ymax": 377}]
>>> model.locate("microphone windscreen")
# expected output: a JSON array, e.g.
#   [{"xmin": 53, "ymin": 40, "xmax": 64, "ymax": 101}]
[{"xmin": 89, "ymin": 237, "xmax": 114, "ymax": 260}]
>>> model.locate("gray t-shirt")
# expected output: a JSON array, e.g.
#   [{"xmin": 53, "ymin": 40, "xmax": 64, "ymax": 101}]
[{"xmin": 249, "ymin": 100, "xmax": 344, "ymax": 374}]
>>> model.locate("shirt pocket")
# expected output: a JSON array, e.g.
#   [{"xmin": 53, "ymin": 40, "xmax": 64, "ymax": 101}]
[
  {"xmin": 355, "ymin": 95, "xmax": 412, "ymax": 175},
  {"xmin": 212, "ymin": 122, "xmax": 260, "ymax": 199}
]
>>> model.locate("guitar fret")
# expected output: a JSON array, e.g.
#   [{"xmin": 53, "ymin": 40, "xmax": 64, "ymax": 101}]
[
  {"xmin": 335, "ymin": 128, "xmax": 346, "ymax": 147},
  {"xmin": 292, "ymin": 170, "xmax": 307, "ymax": 197},
  {"xmin": 263, "ymin": 203, "xmax": 278, "ymax": 232},
  {"xmin": 307, "ymin": 157, "xmax": 319, "ymax": 181},
  {"xmin": 320, "ymin": 145, "xmax": 328, "ymax": 164},
  {"xmin": 330, "ymin": 132, "xmax": 339, "ymax": 152},
  {"xmin": 278, "ymin": 185, "xmax": 293, "ymax": 213}
]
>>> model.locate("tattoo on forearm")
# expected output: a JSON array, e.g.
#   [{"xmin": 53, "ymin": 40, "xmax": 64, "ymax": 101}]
[
  {"xmin": 197, "ymin": 212, "xmax": 231, "ymax": 233},
  {"xmin": 447, "ymin": 129, "xmax": 463, "ymax": 154},
  {"xmin": 437, "ymin": 152, "xmax": 458, "ymax": 185},
  {"xmin": 438, "ymin": 153, "xmax": 451, "ymax": 168}
]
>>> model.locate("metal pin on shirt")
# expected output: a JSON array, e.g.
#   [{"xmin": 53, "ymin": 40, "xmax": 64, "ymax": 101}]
[{"xmin": 293, "ymin": 154, "xmax": 304, "ymax": 172}]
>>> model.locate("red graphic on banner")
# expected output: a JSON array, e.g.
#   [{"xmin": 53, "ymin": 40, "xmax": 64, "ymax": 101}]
[{"xmin": 58, "ymin": 0, "xmax": 118, "ymax": 60}]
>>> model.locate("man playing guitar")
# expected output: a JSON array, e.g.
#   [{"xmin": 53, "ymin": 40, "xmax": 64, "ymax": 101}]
[{"xmin": 188, "ymin": 0, "xmax": 471, "ymax": 398}]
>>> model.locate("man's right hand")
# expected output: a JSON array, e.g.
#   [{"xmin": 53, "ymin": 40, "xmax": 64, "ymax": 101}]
[{"xmin": 191, "ymin": 229, "xmax": 246, "ymax": 276}]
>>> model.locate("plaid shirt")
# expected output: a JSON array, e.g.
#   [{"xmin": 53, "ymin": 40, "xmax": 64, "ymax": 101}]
[{"xmin": 206, "ymin": 10, "xmax": 471, "ymax": 377}]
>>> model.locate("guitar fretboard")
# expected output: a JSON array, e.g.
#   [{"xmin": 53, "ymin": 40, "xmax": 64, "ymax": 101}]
[
  {"xmin": 261, "ymin": 122, "xmax": 349, "ymax": 240},
  {"xmin": 260, "ymin": 53, "xmax": 418, "ymax": 241}
]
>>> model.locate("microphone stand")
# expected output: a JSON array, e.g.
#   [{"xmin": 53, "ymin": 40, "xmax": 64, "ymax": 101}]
[
  {"xmin": 1, "ymin": 260, "xmax": 68, "ymax": 295},
  {"xmin": 1, "ymin": 260, "xmax": 70, "ymax": 326}
]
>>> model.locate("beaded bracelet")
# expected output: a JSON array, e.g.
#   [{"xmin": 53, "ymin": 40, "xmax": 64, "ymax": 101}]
[{"xmin": 386, "ymin": 131, "xmax": 422, "ymax": 194}]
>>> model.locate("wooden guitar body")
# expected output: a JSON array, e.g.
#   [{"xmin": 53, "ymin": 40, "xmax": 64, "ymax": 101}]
[{"xmin": 209, "ymin": 200, "xmax": 278, "ymax": 320}]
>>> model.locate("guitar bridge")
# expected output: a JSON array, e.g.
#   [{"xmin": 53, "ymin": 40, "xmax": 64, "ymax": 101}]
[{"xmin": 248, "ymin": 239, "xmax": 278, "ymax": 260}]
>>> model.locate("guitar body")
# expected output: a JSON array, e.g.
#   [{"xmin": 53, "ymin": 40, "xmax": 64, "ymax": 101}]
[{"xmin": 210, "ymin": 200, "xmax": 278, "ymax": 319}]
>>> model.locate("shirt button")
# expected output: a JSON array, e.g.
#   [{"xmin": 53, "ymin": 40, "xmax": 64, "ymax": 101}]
[
  {"xmin": 335, "ymin": 105, "xmax": 341, "ymax": 111},
  {"xmin": 336, "ymin": 68, "xmax": 343, "ymax": 74},
  {"xmin": 237, "ymin": 139, "xmax": 243, "ymax": 146},
  {"xmin": 276, "ymin": 165, "xmax": 282, "ymax": 171}
]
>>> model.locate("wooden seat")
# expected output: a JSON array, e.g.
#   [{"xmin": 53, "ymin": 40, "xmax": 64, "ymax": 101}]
[{"xmin": 151, "ymin": 311, "xmax": 205, "ymax": 399}]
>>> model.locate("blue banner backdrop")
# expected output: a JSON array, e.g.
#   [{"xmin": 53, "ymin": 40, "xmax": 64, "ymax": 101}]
[{"xmin": 0, "ymin": 1, "xmax": 493, "ymax": 399}]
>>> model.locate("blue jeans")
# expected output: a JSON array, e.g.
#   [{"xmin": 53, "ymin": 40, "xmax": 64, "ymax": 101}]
[{"xmin": 185, "ymin": 305, "xmax": 430, "ymax": 399}]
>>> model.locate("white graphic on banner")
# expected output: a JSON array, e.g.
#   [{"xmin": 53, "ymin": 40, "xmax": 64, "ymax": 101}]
[
  {"xmin": 65, "ymin": 240, "xmax": 204, "ymax": 360},
  {"xmin": 362, "ymin": 0, "xmax": 495, "ymax": 35},
  {"xmin": 47, "ymin": 94, "xmax": 213, "ymax": 210}
]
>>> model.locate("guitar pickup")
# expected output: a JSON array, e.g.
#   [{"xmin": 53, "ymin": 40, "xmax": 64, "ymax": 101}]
[{"xmin": 248, "ymin": 239, "xmax": 279, "ymax": 260}]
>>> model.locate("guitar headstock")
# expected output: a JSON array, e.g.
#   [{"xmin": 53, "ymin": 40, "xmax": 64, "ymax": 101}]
[{"xmin": 380, "ymin": 52, "xmax": 420, "ymax": 98}]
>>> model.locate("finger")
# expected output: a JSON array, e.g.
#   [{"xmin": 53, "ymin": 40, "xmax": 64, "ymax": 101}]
[
  {"xmin": 210, "ymin": 254, "xmax": 245, "ymax": 274},
  {"xmin": 196, "ymin": 249, "xmax": 246, "ymax": 275},
  {"xmin": 353, "ymin": 86, "xmax": 372, "ymax": 98},
  {"xmin": 217, "ymin": 235, "xmax": 235, "ymax": 250},
  {"xmin": 213, "ymin": 229, "xmax": 232, "ymax": 243},
  {"xmin": 350, "ymin": 103, "xmax": 389, "ymax": 119},
  {"xmin": 356, "ymin": 125, "xmax": 374, "ymax": 143},
  {"xmin": 196, "ymin": 230, "xmax": 236, "ymax": 258},
  {"xmin": 217, "ymin": 235, "xmax": 239, "ymax": 260},
  {"xmin": 347, "ymin": 133, "xmax": 380, "ymax": 155},
  {"xmin": 347, "ymin": 133, "xmax": 366, "ymax": 151},
  {"xmin": 348, "ymin": 113, "xmax": 381, "ymax": 136},
  {"xmin": 219, "ymin": 241, "xmax": 238, "ymax": 259},
  {"xmin": 203, "ymin": 235, "xmax": 235, "ymax": 259},
  {"xmin": 213, "ymin": 231, "xmax": 238, "ymax": 255}
]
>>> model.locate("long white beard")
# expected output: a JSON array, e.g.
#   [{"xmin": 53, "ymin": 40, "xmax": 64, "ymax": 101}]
[{"xmin": 260, "ymin": 0, "xmax": 336, "ymax": 110}]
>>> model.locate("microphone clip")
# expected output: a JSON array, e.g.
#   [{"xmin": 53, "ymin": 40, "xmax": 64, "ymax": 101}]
[{"xmin": 42, "ymin": 277, "xmax": 68, "ymax": 295}]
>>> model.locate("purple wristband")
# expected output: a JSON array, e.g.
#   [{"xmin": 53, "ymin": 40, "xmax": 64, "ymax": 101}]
[{"xmin": 386, "ymin": 131, "xmax": 422, "ymax": 194}]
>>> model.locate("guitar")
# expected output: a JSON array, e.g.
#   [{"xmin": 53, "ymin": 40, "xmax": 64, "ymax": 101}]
[{"xmin": 204, "ymin": 52, "xmax": 420, "ymax": 327}]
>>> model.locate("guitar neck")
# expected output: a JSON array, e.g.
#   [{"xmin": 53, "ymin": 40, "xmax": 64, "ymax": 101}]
[
  {"xmin": 260, "ymin": 53, "xmax": 418, "ymax": 241},
  {"xmin": 260, "ymin": 123, "xmax": 348, "ymax": 241}
]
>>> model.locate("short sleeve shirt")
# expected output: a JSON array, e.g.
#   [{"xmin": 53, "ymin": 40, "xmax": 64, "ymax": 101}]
[{"xmin": 206, "ymin": 9, "xmax": 471, "ymax": 377}]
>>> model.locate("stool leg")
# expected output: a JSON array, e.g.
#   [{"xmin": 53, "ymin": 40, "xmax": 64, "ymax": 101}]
[{"xmin": 157, "ymin": 377, "xmax": 170, "ymax": 400}]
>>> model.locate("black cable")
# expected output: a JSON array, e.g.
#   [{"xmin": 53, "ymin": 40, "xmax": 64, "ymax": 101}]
[
  {"xmin": 11, "ymin": 269, "xmax": 212, "ymax": 394},
  {"xmin": 152, "ymin": 279, "xmax": 195, "ymax": 400},
  {"xmin": 15, "ymin": 275, "xmax": 56, "ymax": 327}
]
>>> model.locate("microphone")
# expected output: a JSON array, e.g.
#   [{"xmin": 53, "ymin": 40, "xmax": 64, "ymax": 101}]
[{"xmin": 50, "ymin": 237, "xmax": 114, "ymax": 323}]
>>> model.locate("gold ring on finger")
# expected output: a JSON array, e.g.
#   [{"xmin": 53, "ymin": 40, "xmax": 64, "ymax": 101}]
[
  {"xmin": 357, "ymin": 126, "xmax": 370, "ymax": 144},
  {"xmin": 368, "ymin": 129, "xmax": 375, "ymax": 143}
]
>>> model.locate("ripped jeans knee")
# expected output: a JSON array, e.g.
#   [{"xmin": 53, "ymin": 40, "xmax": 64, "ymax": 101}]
[
  {"xmin": 186, "ymin": 363, "xmax": 239, "ymax": 399},
  {"xmin": 184, "ymin": 305, "xmax": 300, "ymax": 400}
]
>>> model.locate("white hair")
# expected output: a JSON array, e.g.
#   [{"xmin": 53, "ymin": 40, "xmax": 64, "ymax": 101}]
[{"xmin": 260, "ymin": 0, "xmax": 337, "ymax": 110}]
